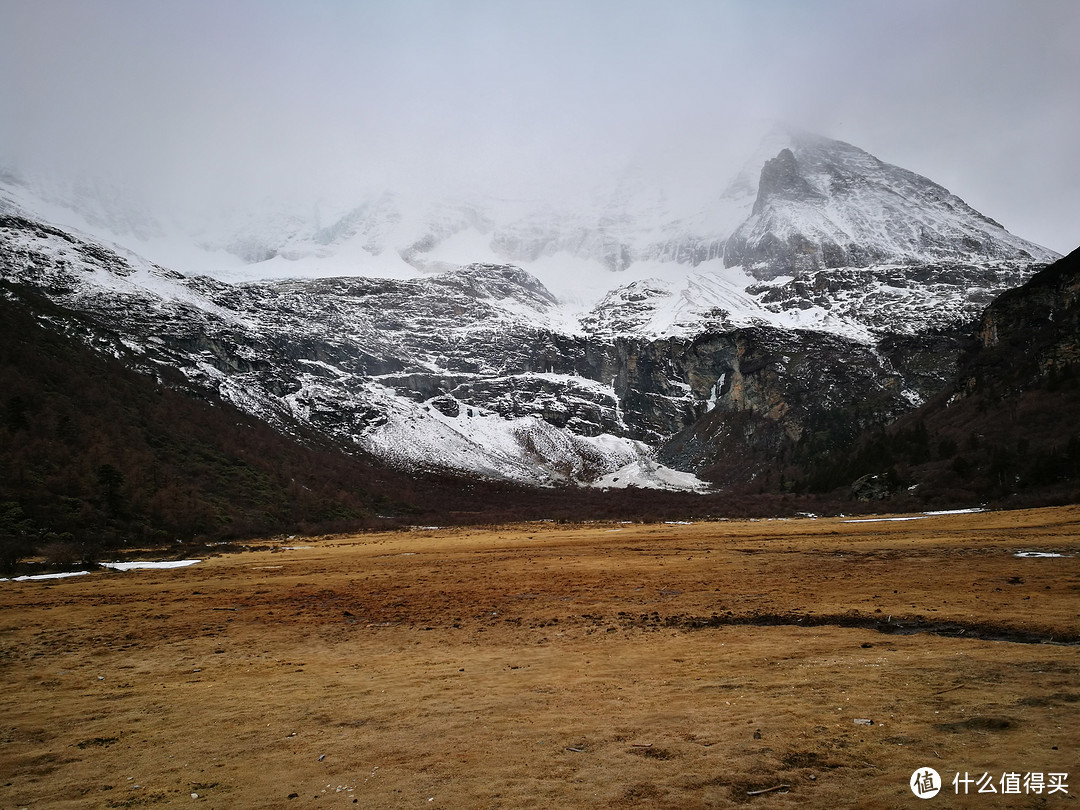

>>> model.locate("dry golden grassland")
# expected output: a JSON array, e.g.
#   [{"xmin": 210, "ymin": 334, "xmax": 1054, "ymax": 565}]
[{"xmin": 1, "ymin": 506, "xmax": 1078, "ymax": 808}]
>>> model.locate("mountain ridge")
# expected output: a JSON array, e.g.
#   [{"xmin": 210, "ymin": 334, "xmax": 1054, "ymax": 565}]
[
  {"xmin": 0, "ymin": 128, "xmax": 1062, "ymax": 491},
  {"xmin": 3, "ymin": 125, "xmax": 1057, "ymax": 289}
]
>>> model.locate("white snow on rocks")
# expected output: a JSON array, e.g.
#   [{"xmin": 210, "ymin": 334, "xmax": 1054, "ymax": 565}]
[{"xmin": 354, "ymin": 380, "xmax": 708, "ymax": 489}]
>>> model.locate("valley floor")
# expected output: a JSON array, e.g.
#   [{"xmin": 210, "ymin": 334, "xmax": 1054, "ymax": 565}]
[{"xmin": 1, "ymin": 507, "xmax": 1078, "ymax": 808}]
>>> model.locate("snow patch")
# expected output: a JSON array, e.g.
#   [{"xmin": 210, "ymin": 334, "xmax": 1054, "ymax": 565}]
[
  {"xmin": 2, "ymin": 559, "xmax": 202, "ymax": 582},
  {"xmin": 841, "ymin": 516, "xmax": 928, "ymax": 523},
  {"xmin": 100, "ymin": 559, "xmax": 202, "ymax": 571},
  {"xmin": 3, "ymin": 570, "xmax": 91, "ymax": 582},
  {"xmin": 592, "ymin": 459, "xmax": 711, "ymax": 492},
  {"xmin": 922, "ymin": 508, "xmax": 988, "ymax": 516},
  {"xmin": 842, "ymin": 507, "xmax": 987, "ymax": 523}
]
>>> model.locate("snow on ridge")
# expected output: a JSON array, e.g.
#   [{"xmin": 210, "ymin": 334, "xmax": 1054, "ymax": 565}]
[
  {"xmin": 4, "ymin": 141, "xmax": 1055, "ymax": 348},
  {"xmin": 472, "ymin": 371, "xmax": 616, "ymax": 395},
  {"xmin": 0, "ymin": 186, "xmax": 257, "ymax": 330},
  {"xmin": 350, "ymin": 380, "xmax": 705, "ymax": 490},
  {"xmin": 580, "ymin": 261, "xmax": 877, "ymax": 343}
]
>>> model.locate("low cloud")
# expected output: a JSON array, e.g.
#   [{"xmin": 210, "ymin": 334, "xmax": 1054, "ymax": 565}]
[{"xmin": 1, "ymin": 0, "xmax": 1077, "ymax": 251}]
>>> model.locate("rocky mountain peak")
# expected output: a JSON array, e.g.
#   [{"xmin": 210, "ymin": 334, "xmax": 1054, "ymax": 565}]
[
  {"xmin": 751, "ymin": 147, "xmax": 821, "ymax": 215},
  {"xmin": 724, "ymin": 131, "xmax": 1058, "ymax": 280}
]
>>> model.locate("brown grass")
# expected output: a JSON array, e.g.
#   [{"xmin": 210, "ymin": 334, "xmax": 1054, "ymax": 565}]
[{"xmin": 1, "ymin": 506, "xmax": 1078, "ymax": 808}]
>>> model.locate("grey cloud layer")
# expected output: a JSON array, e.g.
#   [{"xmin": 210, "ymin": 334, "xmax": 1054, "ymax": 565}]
[{"xmin": 1, "ymin": 0, "xmax": 1077, "ymax": 252}]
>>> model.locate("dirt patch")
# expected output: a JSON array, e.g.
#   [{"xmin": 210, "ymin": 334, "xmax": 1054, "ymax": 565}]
[
  {"xmin": 933, "ymin": 716, "xmax": 1017, "ymax": 733},
  {"xmin": 76, "ymin": 737, "xmax": 120, "ymax": 749}
]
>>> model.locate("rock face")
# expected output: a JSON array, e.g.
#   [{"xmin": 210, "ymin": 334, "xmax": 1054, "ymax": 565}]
[
  {"xmin": 0, "ymin": 129, "xmax": 1063, "ymax": 491},
  {"xmin": 754, "ymin": 148, "xmax": 822, "ymax": 214},
  {"xmin": 809, "ymin": 247, "xmax": 1080, "ymax": 505},
  {"xmin": 654, "ymin": 326, "xmax": 914, "ymax": 487},
  {"xmin": 974, "ymin": 247, "xmax": 1080, "ymax": 375}
]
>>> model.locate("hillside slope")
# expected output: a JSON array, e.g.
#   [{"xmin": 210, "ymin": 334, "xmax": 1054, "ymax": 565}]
[
  {"xmin": 800, "ymin": 246, "xmax": 1080, "ymax": 505},
  {"xmin": 0, "ymin": 285, "xmax": 421, "ymax": 563}
]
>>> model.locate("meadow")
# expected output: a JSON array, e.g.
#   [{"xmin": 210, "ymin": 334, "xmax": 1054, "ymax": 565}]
[{"xmin": 2, "ymin": 506, "xmax": 1078, "ymax": 808}]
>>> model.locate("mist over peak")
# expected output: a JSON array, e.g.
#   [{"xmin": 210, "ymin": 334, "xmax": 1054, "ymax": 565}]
[{"xmin": 3, "ymin": 1, "xmax": 1078, "ymax": 258}]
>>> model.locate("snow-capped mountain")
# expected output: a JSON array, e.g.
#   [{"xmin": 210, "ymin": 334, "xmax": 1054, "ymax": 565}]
[
  {"xmin": 0, "ymin": 128, "xmax": 1060, "ymax": 489},
  {"xmin": 207, "ymin": 127, "xmax": 1055, "ymax": 287}
]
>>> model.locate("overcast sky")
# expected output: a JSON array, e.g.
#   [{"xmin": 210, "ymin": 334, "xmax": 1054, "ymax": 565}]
[{"xmin": 1, "ymin": 0, "xmax": 1077, "ymax": 252}]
